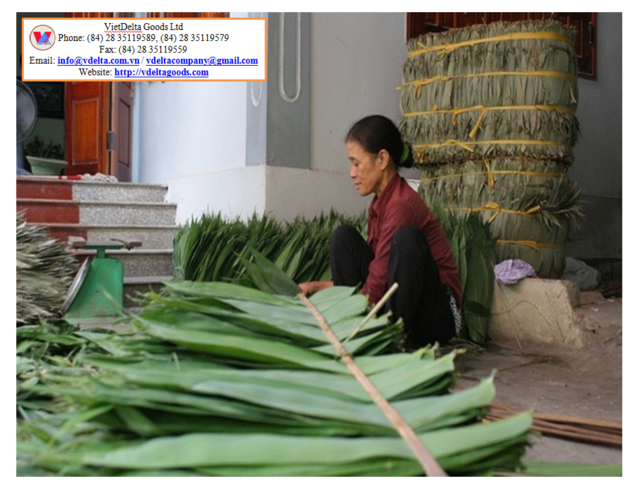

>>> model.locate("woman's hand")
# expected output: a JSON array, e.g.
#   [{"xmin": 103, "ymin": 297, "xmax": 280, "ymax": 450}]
[{"xmin": 298, "ymin": 280, "xmax": 334, "ymax": 297}]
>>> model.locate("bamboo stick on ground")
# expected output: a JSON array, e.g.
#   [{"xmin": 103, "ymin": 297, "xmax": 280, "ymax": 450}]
[
  {"xmin": 491, "ymin": 404, "xmax": 622, "ymax": 431},
  {"xmin": 529, "ymin": 412, "xmax": 622, "ymax": 432},
  {"xmin": 299, "ymin": 292, "xmax": 448, "ymax": 477},
  {"xmin": 486, "ymin": 414, "xmax": 621, "ymax": 446},
  {"xmin": 486, "ymin": 405, "xmax": 622, "ymax": 447}
]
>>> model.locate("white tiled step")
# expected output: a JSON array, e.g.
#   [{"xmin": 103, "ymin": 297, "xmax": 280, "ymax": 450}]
[
  {"xmin": 84, "ymin": 225, "xmax": 178, "ymax": 250},
  {"xmin": 73, "ymin": 182, "xmax": 169, "ymax": 203},
  {"xmin": 74, "ymin": 249, "xmax": 174, "ymax": 278},
  {"xmin": 32, "ymin": 223, "xmax": 178, "ymax": 250},
  {"xmin": 79, "ymin": 201, "xmax": 177, "ymax": 226}
]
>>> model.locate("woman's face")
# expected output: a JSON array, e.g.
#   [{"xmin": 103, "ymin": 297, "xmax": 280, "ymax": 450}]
[{"xmin": 346, "ymin": 139, "xmax": 390, "ymax": 197}]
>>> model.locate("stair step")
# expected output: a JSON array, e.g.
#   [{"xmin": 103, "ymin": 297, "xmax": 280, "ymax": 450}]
[
  {"xmin": 17, "ymin": 178, "xmax": 73, "ymax": 200},
  {"xmin": 81, "ymin": 201, "xmax": 177, "ymax": 226},
  {"xmin": 18, "ymin": 199, "xmax": 177, "ymax": 226},
  {"xmin": 38, "ymin": 223, "xmax": 87, "ymax": 241},
  {"xmin": 19, "ymin": 177, "xmax": 178, "ymax": 282},
  {"xmin": 17, "ymin": 176, "xmax": 169, "ymax": 203},
  {"xmin": 74, "ymin": 249, "xmax": 174, "ymax": 278},
  {"xmin": 33, "ymin": 223, "xmax": 179, "ymax": 250},
  {"xmin": 74, "ymin": 182, "xmax": 168, "ymax": 203},
  {"xmin": 88, "ymin": 226, "xmax": 178, "ymax": 250},
  {"xmin": 17, "ymin": 199, "xmax": 79, "ymax": 223}
]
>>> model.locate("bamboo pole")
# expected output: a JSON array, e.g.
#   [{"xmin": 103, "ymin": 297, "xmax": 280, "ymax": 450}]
[
  {"xmin": 531, "ymin": 413, "xmax": 622, "ymax": 432},
  {"xmin": 298, "ymin": 292, "xmax": 448, "ymax": 477},
  {"xmin": 486, "ymin": 414, "xmax": 621, "ymax": 446},
  {"xmin": 342, "ymin": 283, "xmax": 399, "ymax": 346},
  {"xmin": 491, "ymin": 404, "xmax": 622, "ymax": 431},
  {"xmin": 487, "ymin": 405, "xmax": 622, "ymax": 448}
]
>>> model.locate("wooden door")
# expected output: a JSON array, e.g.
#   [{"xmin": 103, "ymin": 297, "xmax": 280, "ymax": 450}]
[
  {"xmin": 64, "ymin": 12, "xmax": 110, "ymax": 176},
  {"xmin": 64, "ymin": 12, "xmax": 135, "ymax": 179},
  {"xmin": 109, "ymin": 12, "xmax": 135, "ymax": 181},
  {"xmin": 64, "ymin": 81, "xmax": 109, "ymax": 176},
  {"xmin": 110, "ymin": 81, "xmax": 133, "ymax": 181}
]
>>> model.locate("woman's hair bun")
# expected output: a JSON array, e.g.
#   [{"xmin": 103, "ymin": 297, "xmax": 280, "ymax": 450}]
[{"xmin": 399, "ymin": 142, "xmax": 415, "ymax": 169}]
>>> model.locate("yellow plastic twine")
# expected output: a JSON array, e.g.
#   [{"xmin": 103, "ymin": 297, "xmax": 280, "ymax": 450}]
[
  {"xmin": 484, "ymin": 159, "xmax": 496, "ymax": 189},
  {"xmin": 498, "ymin": 239, "xmax": 564, "ymax": 250},
  {"xmin": 420, "ymin": 169, "xmax": 565, "ymax": 183},
  {"xmin": 400, "ymin": 70, "xmax": 578, "ymax": 98},
  {"xmin": 415, "ymin": 139, "xmax": 569, "ymax": 163},
  {"xmin": 408, "ymin": 32, "xmax": 573, "ymax": 58},
  {"xmin": 404, "ymin": 104, "xmax": 576, "ymax": 139},
  {"xmin": 445, "ymin": 203, "xmax": 542, "ymax": 223}
]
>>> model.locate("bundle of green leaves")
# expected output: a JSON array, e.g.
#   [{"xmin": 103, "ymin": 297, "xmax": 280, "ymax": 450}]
[
  {"xmin": 401, "ymin": 19, "xmax": 579, "ymax": 164},
  {"xmin": 17, "ymin": 252, "xmax": 618, "ymax": 477},
  {"xmin": 172, "ymin": 210, "xmax": 365, "ymax": 284},
  {"xmin": 17, "ymin": 258, "xmax": 531, "ymax": 476},
  {"xmin": 432, "ymin": 206, "xmax": 496, "ymax": 345}
]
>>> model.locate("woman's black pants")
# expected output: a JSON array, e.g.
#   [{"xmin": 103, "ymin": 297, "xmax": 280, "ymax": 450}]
[{"xmin": 329, "ymin": 225, "xmax": 455, "ymax": 349}]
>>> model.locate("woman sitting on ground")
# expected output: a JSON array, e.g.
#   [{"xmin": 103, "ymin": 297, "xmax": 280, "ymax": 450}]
[{"xmin": 299, "ymin": 114, "xmax": 462, "ymax": 350}]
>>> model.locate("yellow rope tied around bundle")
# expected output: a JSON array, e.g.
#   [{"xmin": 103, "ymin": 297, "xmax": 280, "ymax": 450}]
[
  {"xmin": 404, "ymin": 104, "xmax": 576, "ymax": 139},
  {"xmin": 415, "ymin": 139, "xmax": 569, "ymax": 163},
  {"xmin": 419, "ymin": 160, "xmax": 566, "ymax": 187},
  {"xmin": 401, "ymin": 70, "xmax": 577, "ymax": 98},
  {"xmin": 445, "ymin": 203, "xmax": 542, "ymax": 224},
  {"xmin": 498, "ymin": 239, "xmax": 564, "ymax": 250},
  {"xmin": 423, "ymin": 139, "xmax": 566, "ymax": 148},
  {"xmin": 484, "ymin": 160, "xmax": 496, "ymax": 189},
  {"xmin": 408, "ymin": 32, "xmax": 573, "ymax": 58}
]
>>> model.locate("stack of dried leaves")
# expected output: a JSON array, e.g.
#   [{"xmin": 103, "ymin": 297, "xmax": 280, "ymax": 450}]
[
  {"xmin": 399, "ymin": 20, "xmax": 583, "ymax": 278},
  {"xmin": 16, "ymin": 212, "xmax": 77, "ymax": 324}
]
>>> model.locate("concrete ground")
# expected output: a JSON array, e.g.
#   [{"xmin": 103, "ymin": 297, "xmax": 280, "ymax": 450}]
[{"xmin": 453, "ymin": 295, "xmax": 622, "ymax": 467}]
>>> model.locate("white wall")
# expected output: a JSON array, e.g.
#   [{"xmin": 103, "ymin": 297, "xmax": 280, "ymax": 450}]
[
  {"xmin": 136, "ymin": 80, "xmax": 259, "ymax": 223},
  {"xmin": 310, "ymin": 13, "xmax": 409, "ymax": 174},
  {"xmin": 134, "ymin": 12, "xmax": 269, "ymax": 223},
  {"xmin": 137, "ymin": 81, "xmax": 247, "ymax": 182},
  {"xmin": 571, "ymin": 13, "xmax": 622, "ymax": 198},
  {"xmin": 265, "ymin": 166, "xmax": 369, "ymax": 221},
  {"xmin": 169, "ymin": 166, "xmax": 266, "ymax": 224}
]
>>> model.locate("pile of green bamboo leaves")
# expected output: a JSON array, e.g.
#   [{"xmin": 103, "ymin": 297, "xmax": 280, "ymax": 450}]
[
  {"xmin": 17, "ymin": 212, "xmax": 77, "ymax": 324},
  {"xmin": 433, "ymin": 207, "xmax": 496, "ymax": 345},
  {"xmin": 18, "ymin": 261, "xmax": 533, "ymax": 476},
  {"xmin": 399, "ymin": 20, "xmax": 583, "ymax": 278},
  {"xmin": 17, "ymin": 317, "xmax": 95, "ymax": 418},
  {"xmin": 173, "ymin": 210, "xmax": 365, "ymax": 284}
]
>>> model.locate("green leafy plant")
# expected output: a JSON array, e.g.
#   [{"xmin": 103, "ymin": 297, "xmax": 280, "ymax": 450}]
[
  {"xmin": 24, "ymin": 135, "xmax": 65, "ymax": 160},
  {"xmin": 173, "ymin": 210, "xmax": 366, "ymax": 284},
  {"xmin": 432, "ymin": 205, "xmax": 496, "ymax": 345}
]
